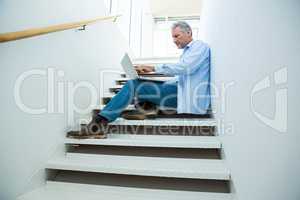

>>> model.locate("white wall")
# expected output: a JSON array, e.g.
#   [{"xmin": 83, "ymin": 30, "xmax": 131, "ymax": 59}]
[
  {"xmin": 200, "ymin": 0, "xmax": 300, "ymax": 200},
  {"xmin": 0, "ymin": 1, "xmax": 130, "ymax": 200},
  {"xmin": 150, "ymin": 0, "xmax": 202, "ymax": 17}
]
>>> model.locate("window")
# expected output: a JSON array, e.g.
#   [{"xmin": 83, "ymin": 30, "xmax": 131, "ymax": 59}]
[{"xmin": 105, "ymin": 0, "xmax": 201, "ymax": 58}]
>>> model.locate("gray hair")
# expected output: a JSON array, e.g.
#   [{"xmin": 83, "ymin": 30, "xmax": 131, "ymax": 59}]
[{"xmin": 172, "ymin": 21, "xmax": 192, "ymax": 35}]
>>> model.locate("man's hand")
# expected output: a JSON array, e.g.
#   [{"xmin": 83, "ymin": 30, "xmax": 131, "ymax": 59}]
[{"xmin": 134, "ymin": 65, "xmax": 155, "ymax": 74}]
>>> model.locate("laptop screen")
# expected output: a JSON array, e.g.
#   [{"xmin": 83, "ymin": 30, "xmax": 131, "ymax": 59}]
[{"xmin": 121, "ymin": 53, "xmax": 139, "ymax": 79}]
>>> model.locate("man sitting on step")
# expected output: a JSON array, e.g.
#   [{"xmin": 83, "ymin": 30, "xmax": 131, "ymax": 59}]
[{"xmin": 69, "ymin": 21, "xmax": 211, "ymax": 139}]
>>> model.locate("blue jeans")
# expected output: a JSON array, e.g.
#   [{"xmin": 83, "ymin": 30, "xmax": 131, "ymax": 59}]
[{"xmin": 100, "ymin": 79, "xmax": 177, "ymax": 122}]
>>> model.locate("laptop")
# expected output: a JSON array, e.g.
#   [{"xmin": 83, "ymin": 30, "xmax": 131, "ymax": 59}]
[{"xmin": 121, "ymin": 53, "xmax": 172, "ymax": 82}]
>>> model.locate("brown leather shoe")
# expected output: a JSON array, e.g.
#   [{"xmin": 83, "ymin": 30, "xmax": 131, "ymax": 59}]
[
  {"xmin": 66, "ymin": 130, "xmax": 107, "ymax": 139},
  {"xmin": 122, "ymin": 102, "xmax": 158, "ymax": 120},
  {"xmin": 121, "ymin": 109, "xmax": 158, "ymax": 120},
  {"xmin": 67, "ymin": 117, "xmax": 108, "ymax": 139}
]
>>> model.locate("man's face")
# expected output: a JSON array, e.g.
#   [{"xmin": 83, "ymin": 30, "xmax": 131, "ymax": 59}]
[{"xmin": 172, "ymin": 27, "xmax": 192, "ymax": 49}]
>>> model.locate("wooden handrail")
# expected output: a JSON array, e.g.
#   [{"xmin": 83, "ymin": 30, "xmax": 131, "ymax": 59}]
[{"xmin": 0, "ymin": 15, "xmax": 120, "ymax": 43}]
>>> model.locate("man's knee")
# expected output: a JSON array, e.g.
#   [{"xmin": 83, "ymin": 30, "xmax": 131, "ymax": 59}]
[
  {"xmin": 126, "ymin": 78, "xmax": 140, "ymax": 86},
  {"xmin": 123, "ymin": 79, "xmax": 140, "ymax": 91},
  {"xmin": 136, "ymin": 82, "xmax": 162, "ymax": 104}
]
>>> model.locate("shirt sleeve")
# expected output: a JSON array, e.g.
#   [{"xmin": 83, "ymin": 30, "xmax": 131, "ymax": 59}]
[{"xmin": 155, "ymin": 44, "xmax": 210, "ymax": 76}]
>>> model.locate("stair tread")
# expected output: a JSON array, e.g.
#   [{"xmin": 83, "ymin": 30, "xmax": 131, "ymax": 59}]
[
  {"xmin": 97, "ymin": 105, "xmax": 212, "ymax": 118},
  {"xmin": 109, "ymin": 118, "xmax": 216, "ymax": 126},
  {"xmin": 98, "ymin": 104, "xmax": 135, "ymax": 110},
  {"xmin": 116, "ymin": 77, "xmax": 174, "ymax": 82},
  {"xmin": 18, "ymin": 181, "xmax": 233, "ymax": 200},
  {"xmin": 110, "ymin": 85, "xmax": 124, "ymax": 89},
  {"xmin": 122, "ymin": 72, "xmax": 174, "ymax": 77},
  {"xmin": 46, "ymin": 153, "xmax": 230, "ymax": 180},
  {"xmin": 102, "ymin": 94, "xmax": 115, "ymax": 98},
  {"xmin": 116, "ymin": 78, "xmax": 129, "ymax": 81},
  {"xmin": 65, "ymin": 134, "xmax": 221, "ymax": 149},
  {"xmin": 79, "ymin": 117, "xmax": 215, "ymax": 126}
]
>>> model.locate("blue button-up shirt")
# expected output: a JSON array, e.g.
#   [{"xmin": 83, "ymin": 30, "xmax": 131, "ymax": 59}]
[{"xmin": 155, "ymin": 40, "xmax": 211, "ymax": 114}]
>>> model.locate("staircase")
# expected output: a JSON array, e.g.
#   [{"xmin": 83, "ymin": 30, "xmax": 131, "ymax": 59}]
[{"xmin": 18, "ymin": 72, "xmax": 233, "ymax": 200}]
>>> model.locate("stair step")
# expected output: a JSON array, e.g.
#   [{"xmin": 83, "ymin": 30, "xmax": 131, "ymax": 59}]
[
  {"xmin": 77, "ymin": 118, "xmax": 215, "ymax": 136},
  {"xmin": 46, "ymin": 153, "xmax": 230, "ymax": 180},
  {"xmin": 122, "ymin": 72, "xmax": 174, "ymax": 77},
  {"xmin": 116, "ymin": 78, "xmax": 129, "ymax": 83},
  {"xmin": 98, "ymin": 104, "xmax": 135, "ymax": 110},
  {"xmin": 110, "ymin": 85, "xmax": 123, "ymax": 89},
  {"xmin": 102, "ymin": 94, "xmax": 115, "ymax": 98},
  {"xmin": 100, "ymin": 98, "xmax": 212, "ymax": 119},
  {"xmin": 95, "ymin": 106, "xmax": 212, "ymax": 119},
  {"xmin": 121, "ymin": 73, "xmax": 126, "ymax": 77},
  {"xmin": 18, "ymin": 181, "xmax": 233, "ymax": 200},
  {"xmin": 109, "ymin": 118, "xmax": 216, "ymax": 127},
  {"xmin": 115, "ymin": 77, "xmax": 174, "ymax": 84},
  {"xmin": 102, "ymin": 94, "xmax": 116, "ymax": 104},
  {"xmin": 109, "ymin": 85, "xmax": 123, "ymax": 93},
  {"xmin": 65, "ymin": 134, "xmax": 221, "ymax": 149},
  {"xmin": 101, "ymin": 98, "xmax": 212, "ymax": 118}
]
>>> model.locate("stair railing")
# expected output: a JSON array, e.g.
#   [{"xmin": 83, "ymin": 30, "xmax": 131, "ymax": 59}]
[{"xmin": 0, "ymin": 15, "xmax": 120, "ymax": 43}]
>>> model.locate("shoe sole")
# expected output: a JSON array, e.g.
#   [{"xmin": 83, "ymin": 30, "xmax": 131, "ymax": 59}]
[
  {"xmin": 121, "ymin": 113, "xmax": 157, "ymax": 120},
  {"xmin": 67, "ymin": 131, "xmax": 107, "ymax": 139}
]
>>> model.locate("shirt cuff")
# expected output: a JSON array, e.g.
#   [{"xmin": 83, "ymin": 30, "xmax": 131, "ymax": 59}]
[{"xmin": 154, "ymin": 64, "xmax": 165, "ymax": 73}]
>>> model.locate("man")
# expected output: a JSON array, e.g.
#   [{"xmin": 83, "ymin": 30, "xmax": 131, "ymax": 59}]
[{"xmin": 70, "ymin": 21, "xmax": 211, "ymax": 138}]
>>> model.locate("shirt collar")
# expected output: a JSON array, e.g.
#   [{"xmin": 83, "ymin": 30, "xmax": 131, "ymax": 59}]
[{"xmin": 184, "ymin": 40, "xmax": 194, "ymax": 49}]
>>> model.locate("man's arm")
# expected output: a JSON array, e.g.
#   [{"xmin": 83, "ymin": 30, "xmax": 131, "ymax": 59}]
[{"xmin": 156, "ymin": 44, "xmax": 210, "ymax": 76}]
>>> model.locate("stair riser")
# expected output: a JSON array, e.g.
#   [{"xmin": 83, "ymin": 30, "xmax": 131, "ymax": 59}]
[
  {"xmin": 67, "ymin": 145, "xmax": 221, "ymax": 159},
  {"xmin": 110, "ymin": 88, "xmax": 121, "ymax": 93},
  {"xmin": 116, "ymin": 80, "xmax": 128, "ymax": 85},
  {"xmin": 48, "ymin": 171, "xmax": 231, "ymax": 193},
  {"xmin": 94, "ymin": 109, "xmax": 212, "ymax": 119}
]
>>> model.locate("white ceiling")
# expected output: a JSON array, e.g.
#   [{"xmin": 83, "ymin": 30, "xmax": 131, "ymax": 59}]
[{"xmin": 149, "ymin": 0, "xmax": 202, "ymax": 17}]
